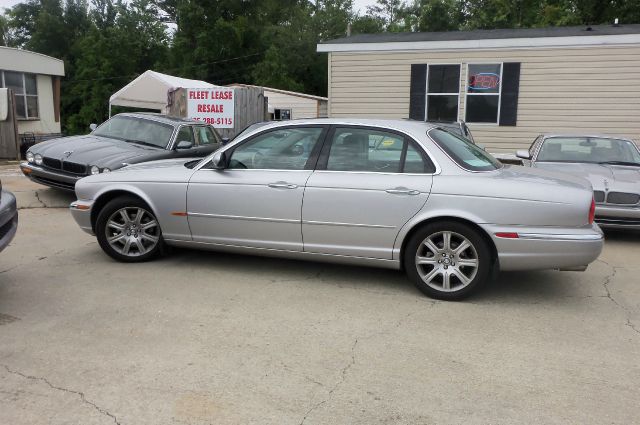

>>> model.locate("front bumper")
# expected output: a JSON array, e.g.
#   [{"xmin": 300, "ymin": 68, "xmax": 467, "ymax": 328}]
[
  {"xmin": 20, "ymin": 162, "xmax": 82, "ymax": 191},
  {"xmin": 69, "ymin": 199, "xmax": 95, "ymax": 235},
  {"xmin": 594, "ymin": 204, "xmax": 640, "ymax": 229},
  {"xmin": 0, "ymin": 190, "xmax": 18, "ymax": 252},
  {"xmin": 485, "ymin": 223, "xmax": 604, "ymax": 271}
]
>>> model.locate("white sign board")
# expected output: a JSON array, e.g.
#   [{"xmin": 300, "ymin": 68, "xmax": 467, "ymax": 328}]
[{"xmin": 187, "ymin": 87, "xmax": 234, "ymax": 128}]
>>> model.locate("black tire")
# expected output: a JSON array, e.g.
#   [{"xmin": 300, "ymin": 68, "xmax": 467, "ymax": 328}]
[
  {"xmin": 95, "ymin": 196, "xmax": 164, "ymax": 263},
  {"xmin": 404, "ymin": 221, "xmax": 492, "ymax": 301}
]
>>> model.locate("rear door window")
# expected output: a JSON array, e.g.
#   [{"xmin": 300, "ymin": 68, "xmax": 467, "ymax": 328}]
[
  {"xmin": 195, "ymin": 126, "xmax": 219, "ymax": 146},
  {"xmin": 176, "ymin": 126, "xmax": 196, "ymax": 146},
  {"xmin": 323, "ymin": 127, "xmax": 435, "ymax": 173}
]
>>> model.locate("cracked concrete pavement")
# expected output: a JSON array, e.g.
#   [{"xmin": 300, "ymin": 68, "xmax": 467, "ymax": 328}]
[{"xmin": 0, "ymin": 164, "xmax": 639, "ymax": 424}]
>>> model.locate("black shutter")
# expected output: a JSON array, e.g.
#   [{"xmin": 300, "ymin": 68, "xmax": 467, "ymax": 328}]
[
  {"xmin": 409, "ymin": 64, "xmax": 427, "ymax": 121},
  {"xmin": 499, "ymin": 62, "xmax": 521, "ymax": 126}
]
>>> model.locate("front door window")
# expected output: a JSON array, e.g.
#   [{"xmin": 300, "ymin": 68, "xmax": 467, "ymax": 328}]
[{"xmin": 229, "ymin": 127, "xmax": 323, "ymax": 170}]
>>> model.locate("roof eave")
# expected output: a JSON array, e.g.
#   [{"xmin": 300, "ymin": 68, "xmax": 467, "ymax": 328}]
[{"xmin": 317, "ymin": 33, "xmax": 640, "ymax": 53}]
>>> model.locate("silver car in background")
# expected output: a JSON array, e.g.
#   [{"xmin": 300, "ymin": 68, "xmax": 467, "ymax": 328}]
[
  {"xmin": 0, "ymin": 179, "xmax": 18, "ymax": 252},
  {"xmin": 70, "ymin": 119, "xmax": 603, "ymax": 300},
  {"xmin": 517, "ymin": 135, "xmax": 640, "ymax": 229}
]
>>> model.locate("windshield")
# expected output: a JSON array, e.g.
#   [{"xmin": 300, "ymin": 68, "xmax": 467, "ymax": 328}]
[
  {"xmin": 232, "ymin": 122, "xmax": 270, "ymax": 141},
  {"xmin": 93, "ymin": 115, "xmax": 174, "ymax": 149},
  {"xmin": 428, "ymin": 128, "xmax": 501, "ymax": 171},
  {"xmin": 537, "ymin": 137, "xmax": 640, "ymax": 165}
]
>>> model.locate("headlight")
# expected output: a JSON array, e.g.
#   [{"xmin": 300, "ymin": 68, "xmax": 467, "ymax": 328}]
[
  {"xmin": 90, "ymin": 165, "xmax": 100, "ymax": 175},
  {"xmin": 102, "ymin": 168, "xmax": 111, "ymax": 173},
  {"xmin": 26, "ymin": 152, "xmax": 34, "ymax": 163},
  {"xmin": 34, "ymin": 154, "xmax": 43, "ymax": 165}
]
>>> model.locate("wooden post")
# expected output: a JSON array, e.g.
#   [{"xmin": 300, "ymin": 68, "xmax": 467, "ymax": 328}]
[
  {"xmin": 0, "ymin": 88, "xmax": 20, "ymax": 160},
  {"xmin": 52, "ymin": 76, "xmax": 61, "ymax": 123}
]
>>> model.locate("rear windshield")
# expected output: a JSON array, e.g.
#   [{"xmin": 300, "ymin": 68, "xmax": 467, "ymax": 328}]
[{"xmin": 428, "ymin": 128, "xmax": 501, "ymax": 171}]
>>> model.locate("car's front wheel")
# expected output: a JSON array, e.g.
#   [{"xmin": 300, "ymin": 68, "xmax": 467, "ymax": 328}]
[
  {"xmin": 404, "ymin": 221, "xmax": 492, "ymax": 300},
  {"xmin": 95, "ymin": 196, "xmax": 164, "ymax": 262}
]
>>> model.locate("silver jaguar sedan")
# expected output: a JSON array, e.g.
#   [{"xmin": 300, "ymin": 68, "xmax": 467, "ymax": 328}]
[{"xmin": 70, "ymin": 119, "xmax": 603, "ymax": 300}]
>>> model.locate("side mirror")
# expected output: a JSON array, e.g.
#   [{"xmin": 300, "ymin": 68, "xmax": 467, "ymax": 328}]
[
  {"xmin": 175, "ymin": 140, "xmax": 193, "ymax": 150},
  {"xmin": 516, "ymin": 150, "xmax": 532, "ymax": 160},
  {"xmin": 221, "ymin": 137, "xmax": 230, "ymax": 146},
  {"xmin": 89, "ymin": 123, "xmax": 97, "ymax": 131},
  {"xmin": 211, "ymin": 151, "xmax": 227, "ymax": 169}
]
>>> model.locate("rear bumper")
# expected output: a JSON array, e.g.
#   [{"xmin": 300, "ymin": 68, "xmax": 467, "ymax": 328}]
[
  {"xmin": 69, "ymin": 199, "xmax": 95, "ymax": 235},
  {"xmin": 483, "ymin": 223, "xmax": 604, "ymax": 271},
  {"xmin": 0, "ymin": 190, "xmax": 18, "ymax": 252},
  {"xmin": 20, "ymin": 162, "xmax": 81, "ymax": 191},
  {"xmin": 594, "ymin": 204, "xmax": 640, "ymax": 229}
]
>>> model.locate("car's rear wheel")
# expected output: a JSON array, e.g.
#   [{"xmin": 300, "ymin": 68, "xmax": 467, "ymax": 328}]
[
  {"xmin": 404, "ymin": 221, "xmax": 492, "ymax": 300},
  {"xmin": 96, "ymin": 196, "xmax": 164, "ymax": 262}
]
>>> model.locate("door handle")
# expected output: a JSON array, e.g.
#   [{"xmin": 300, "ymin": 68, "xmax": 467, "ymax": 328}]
[
  {"xmin": 268, "ymin": 182, "xmax": 298, "ymax": 189},
  {"xmin": 385, "ymin": 187, "xmax": 420, "ymax": 195}
]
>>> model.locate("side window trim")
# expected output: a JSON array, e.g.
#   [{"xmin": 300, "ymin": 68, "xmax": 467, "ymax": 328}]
[{"xmin": 315, "ymin": 125, "xmax": 436, "ymax": 174}]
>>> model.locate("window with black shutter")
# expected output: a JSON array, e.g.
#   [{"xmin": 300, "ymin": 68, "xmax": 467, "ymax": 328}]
[
  {"xmin": 465, "ymin": 63, "xmax": 502, "ymax": 124},
  {"xmin": 426, "ymin": 64, "xmax": 460, "ymax": 122},
  {"xmin": 409, "ymin": 62, "xmax": 520, "ymax": 126}
]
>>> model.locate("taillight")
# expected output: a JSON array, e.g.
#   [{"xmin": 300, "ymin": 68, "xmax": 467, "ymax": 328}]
[{"xmin": 588, "ymin": 197, "xmax": 596, "ymax": 224}]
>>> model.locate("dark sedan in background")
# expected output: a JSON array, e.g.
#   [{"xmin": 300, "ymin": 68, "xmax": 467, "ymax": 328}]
[
  {"xmin": 517, "ymin": 134, "xmax": 640, "ymax": 229},
  {"xmin": 20, "ymin": 113, "xmax": 222, "ymax": 191}
]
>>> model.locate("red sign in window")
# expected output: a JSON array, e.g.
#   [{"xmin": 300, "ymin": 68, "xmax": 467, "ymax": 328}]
[{"xmin": 469, "ymin": 73, "xmax": 500, "ymax": 90}]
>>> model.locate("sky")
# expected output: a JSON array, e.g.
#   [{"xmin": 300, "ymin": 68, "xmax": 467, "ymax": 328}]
[
  {"xmin": 0, "ymin": 0, "xmax": 19, "ymax": 9},
  {"xmin": 1, "ymin": 0, "xmax": 379, "ymax": 13},
  {"xmin": 353, "ymin": 0, "xmax": 378, "ymax": 13}
]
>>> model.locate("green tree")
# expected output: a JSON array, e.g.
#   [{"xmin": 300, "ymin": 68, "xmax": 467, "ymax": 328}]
[
  {"xmin": 351, "ymin": 14, "xmax": 386, "ymax": 33},
  {"xmin": 64, "ymin": 0, "xmax": 169, "ymax": 133},
  {"xmin": 416, "ymin": 0, "xmax": 464, "ymax": 32},
  {"xmin": 0, "ymin": 14, "xmax": 8, "ymax": 46}
]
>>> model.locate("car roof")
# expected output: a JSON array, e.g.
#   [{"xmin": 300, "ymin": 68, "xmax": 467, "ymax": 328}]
[
  {"xmin": 541, "ymin": 133, "xmax": 634, "ymax": 142},
  {"xmin": 242, "ymin": 118, "xmax": 440, "ymax": 133},
  {"xmin": 115, "ymin": 112, "xmax": 203, "ymax": 126}
]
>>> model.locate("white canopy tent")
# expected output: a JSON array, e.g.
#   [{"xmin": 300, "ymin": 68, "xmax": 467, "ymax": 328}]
[{"xmin": 108, "ymin": 70, "xmax": 218, "ymax": 116}]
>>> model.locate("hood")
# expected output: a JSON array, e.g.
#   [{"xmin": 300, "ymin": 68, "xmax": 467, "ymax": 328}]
[
  {"xmin": 121, "ymin": 158, "xmax": 201, "ymax": 171},
  {"xmin": 533, "ymin": 162, "xmax": 640, "ymax": 193},
  {"xmin": 29, "ymin": 135, "xmax": 164, "ymax": 169}
]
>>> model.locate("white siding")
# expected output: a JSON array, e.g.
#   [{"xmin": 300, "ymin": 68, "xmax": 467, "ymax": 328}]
[
  {"xmin": 0, "ymin": 47, "xmax": 65, "ymax": 76},
  {"xmin": 17, "ymin": 74, "xmax": 61, "ymax": 135},
  {"xmin": 265, "ymin": 89, "xmax": 320, "ymax": 119},
  {"xmin": 328, "ymin": 45, "xmax": 640, "ymax": 152}
]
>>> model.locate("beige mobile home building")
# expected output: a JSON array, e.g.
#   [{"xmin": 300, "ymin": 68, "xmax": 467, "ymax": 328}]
[{"xmin": 317, "ymin": 24, "xmax": 640, "ymax": 153}]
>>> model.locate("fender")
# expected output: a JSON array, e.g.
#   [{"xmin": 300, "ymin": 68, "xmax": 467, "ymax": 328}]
[
  {"xmin": 88, "ymin": 181, "xmax": 192, "ymax": 241},
  {"xmin": 392, "ymin": 203, "xmax": 489, "ymax": 260}
]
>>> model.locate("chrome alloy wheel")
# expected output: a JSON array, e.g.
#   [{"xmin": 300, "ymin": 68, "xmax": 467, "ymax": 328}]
[
  {"xmin": 415, "ymin": 231, "xmax": 479, "ymax": 292},
  {"xmin": 105, "ymin": 207, "xmax": 160, "ymax": 257}
]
